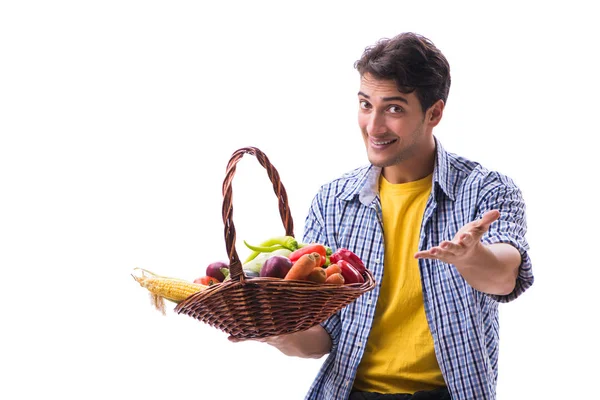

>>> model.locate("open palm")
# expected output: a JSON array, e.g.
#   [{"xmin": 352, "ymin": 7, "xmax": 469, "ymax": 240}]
[{"xmin": 414, "ymin": 210, "xmax": 500, "ymax": 265}]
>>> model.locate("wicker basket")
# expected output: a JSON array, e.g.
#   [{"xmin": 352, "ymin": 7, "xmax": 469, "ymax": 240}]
[{"xmin": 174, "ymin": 147, "xmax": 375, "ymax": 339}]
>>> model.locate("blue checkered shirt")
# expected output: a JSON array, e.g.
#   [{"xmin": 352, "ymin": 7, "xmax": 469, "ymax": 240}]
[{"xmin": 301, "ymin": 138, "xmax": 534, "ymax": 400}]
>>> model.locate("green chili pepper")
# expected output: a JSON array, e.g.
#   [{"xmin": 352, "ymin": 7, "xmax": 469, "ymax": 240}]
[
  {"xmin": 243, "ymin": 236, "xmax": 299, "ymax": 263},
  {"xmin": 243, "ymin": 241, "xmax": 285, "ymax": 253}
]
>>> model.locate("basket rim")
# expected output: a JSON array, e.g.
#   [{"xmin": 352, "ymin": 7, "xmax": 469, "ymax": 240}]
[{"xmin": 175, "ymin": 268, "xmax": 376, "ymax": 312}]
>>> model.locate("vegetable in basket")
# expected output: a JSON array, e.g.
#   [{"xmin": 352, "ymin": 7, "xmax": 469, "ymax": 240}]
[
  {"xmin": 131, "ymin": 268, "xmax": 207, "ymax": 315},
  {"xmin": 299, "ymin": 242, "xmax": 333, "ymax": 256},
  {"xmin": 306, "ymin": 267, "xmax": 327, "ymax": 283},
  {"xmin": 325, "ymin": 263, "xmax": 342, "ymax": 278},
  {"xmin": 206, "ymin": 261, "xmax": 229, "ymax": 281},
  {"xmin": 325, "ymin": 273, "xmax": 345, "ymax": 285},
  {"xmin": 337, "ymin": 260, "xmax": 365, "ymax": 284},
  {"xmin": 243, "ymin": 248, "xmax": 292, "ymax": 274},
  {"xmin": 260, "ymin": 255, "xmax": 293, "ymax": 278},
  {"xmin": 194, "ymin": 276, "xmax": 221, "ymax": 286},
  {"xmin": 243, "ymin": 235, "xmax": 299, "ymax": 262},
  {"xmin": 330, "ymin": 248, "xmax": 367, "ymax": 275},
  {"xmin": 289, "ymin": 244, "xmax": 328, "ymax": 267},
  {"xmin": 283, "ymin": 252, "xmax": 321, "ymax": 281}
]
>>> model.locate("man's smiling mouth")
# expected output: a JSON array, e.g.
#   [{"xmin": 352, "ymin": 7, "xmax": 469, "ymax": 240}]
[{"xmin": 371, "ymin": 139, "xmax": 397, "ymax": 145}]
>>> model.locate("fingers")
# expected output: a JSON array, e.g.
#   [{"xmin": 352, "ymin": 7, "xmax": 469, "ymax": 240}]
[
  {"xmin": 415, "ymin": 237, "xmax": 471, "ymax": 261},
  {"xmin": 228, "ymin": 335, "xmax": 271, "ymax": 343},
  {"xmin": 476, "ymin": 210, "xmax": 500, "ymax": 230},
  {"xmin": 440, "ymin": 240, "xmax": 460, "ymax": 254},
  {"xmin": 414, "ymin": 249, "xmax": 433, "ymax": 259},
  {"xmin": 414, "ymin": 245, "xmax": 450, "ymax": 260},
  {"xmin": 459, "ymin": 233, "xmax": 473, "ymax": 246}
]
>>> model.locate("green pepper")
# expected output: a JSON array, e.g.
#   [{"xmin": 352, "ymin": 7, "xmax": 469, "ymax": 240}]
[
  {"xmin": 243, "ymin": 236, "xmax": 298, "ymax": 262},
  {"xmin": 243, "ymin": 241, "xmax": 285, "ymax": 253}
]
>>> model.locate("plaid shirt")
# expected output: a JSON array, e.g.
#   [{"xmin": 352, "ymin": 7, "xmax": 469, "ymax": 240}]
[{"xmin": 302, "ymin": 138, "xmax": 534, "ymax": 400}]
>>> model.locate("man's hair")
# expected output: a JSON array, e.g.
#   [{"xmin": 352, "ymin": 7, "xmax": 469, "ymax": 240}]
[{"xmin": 354, "ymin": 32, "xmax": 451, "ymax": 113}]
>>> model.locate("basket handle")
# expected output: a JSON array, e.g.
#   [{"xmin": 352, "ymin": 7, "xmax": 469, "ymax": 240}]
[{"xmin": 222, "ymin": 147, "xmax": 294, "ymax": 282}]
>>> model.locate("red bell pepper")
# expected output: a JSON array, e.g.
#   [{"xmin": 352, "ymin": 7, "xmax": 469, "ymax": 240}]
[
  {"xmin": 337, "ymin": 260, "xmax": 364, "ymax": 284},
  {"xmin": 289, "ymin": 244, "xmax": 327, "ymax": 266},
  {"xmin": 330, "ymin": 248, "xmax": 366, "ymax": 275}
]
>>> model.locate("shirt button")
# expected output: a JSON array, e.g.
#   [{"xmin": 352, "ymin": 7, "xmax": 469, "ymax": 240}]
[
  {"xmin": 357, "ymin": 342, "xmax": 362, "ymax": 347},
  {"xmin": 375, "ymin": 258, "xmax": 380, "ymax": 263},
  {"xmin": 366, "ymin": 299, "xmax": 372, "ymax": 305}
]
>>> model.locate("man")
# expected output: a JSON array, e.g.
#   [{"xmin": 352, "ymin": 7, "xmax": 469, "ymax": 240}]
[{"xmin": 232, "ymin": 32, "xmax": 533, "ymax": 400}]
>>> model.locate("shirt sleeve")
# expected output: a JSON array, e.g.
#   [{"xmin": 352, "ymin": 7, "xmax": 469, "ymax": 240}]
[
  {"xmin": 478, "ymin": 173, "xmax": 534, "ymax": 303},
  {"xmin": 302, "ymin": 190, "xmax": 342, "ymax": 348}
]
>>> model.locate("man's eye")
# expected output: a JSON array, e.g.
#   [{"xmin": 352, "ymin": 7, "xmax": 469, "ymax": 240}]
[
  {"xmin": 389, "ymin": 105, "xmax": 403, "ymax": 113},
  {"xmin": 359, "ymin": 100, "xmax": 371, "ymax": 109}
]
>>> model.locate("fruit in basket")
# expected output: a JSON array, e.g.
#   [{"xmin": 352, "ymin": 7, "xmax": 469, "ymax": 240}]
[
  {"xmin": 206, "ymin": 261, "xmax": 229, "ymax": 281},
  {"xmin": 284, "ymin": 252, "xmax": 321, "ymax": 281},
  {"xmin": 338, "ymin": 260, "xmax": 365, "ymax": 284},
  {"xmin": 131, "ymin": 268, "xmax": 208, "ymax": 315},
  {"xmin": 260, "ymin": 255, "xmax": 293, "ymax": 278}
]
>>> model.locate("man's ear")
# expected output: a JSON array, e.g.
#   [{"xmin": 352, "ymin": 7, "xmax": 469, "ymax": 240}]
[{"xmin": 427, "ymin": 99, "xmax": 445, "ymax": 127}]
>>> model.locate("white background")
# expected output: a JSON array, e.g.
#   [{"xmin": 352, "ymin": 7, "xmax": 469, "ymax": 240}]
[{"xmin": 1, "ymin": 1, "xmax": 598, "ymax": 399}]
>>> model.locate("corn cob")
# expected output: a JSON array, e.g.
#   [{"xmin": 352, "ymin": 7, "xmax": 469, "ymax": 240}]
[{"xmin": 132, "ymin": 268, "xmax": 207, "ymax": 315}]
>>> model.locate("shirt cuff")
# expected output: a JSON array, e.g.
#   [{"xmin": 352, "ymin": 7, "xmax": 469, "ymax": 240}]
[
  {"xmin": 320, "ymin": 312, "xmax": 341, "ymax": 353},
  {"xmin": 481, "ymin": 233, "xmax": 534, "ymax": 303}
]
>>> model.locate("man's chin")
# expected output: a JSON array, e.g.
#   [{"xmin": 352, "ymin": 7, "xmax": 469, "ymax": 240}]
[
  {"xmin": 367, "ymin": 153, "xmax": 394, "ymax": 168},
  {"xmin": 368, "ymin": 159, "xmax": 392, "ymax": 168}
]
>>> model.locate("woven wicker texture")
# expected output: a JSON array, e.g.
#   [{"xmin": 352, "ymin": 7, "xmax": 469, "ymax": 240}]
[{"xmin": 175, "ymin": 147, "xmax": 375, "ymax": 339}]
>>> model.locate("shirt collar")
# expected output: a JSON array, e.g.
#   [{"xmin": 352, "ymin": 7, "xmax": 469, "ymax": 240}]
[
  {"xmin": 337, "ymin": 136, "xmax": 457, "ymax": 205},
  {"xmin": 432, "ymin": 136, "xmax": 457, "ymax": 201}
]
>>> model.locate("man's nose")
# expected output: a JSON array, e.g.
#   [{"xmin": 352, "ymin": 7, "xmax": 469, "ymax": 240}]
[{"xmin": 367, "ymin": 112, "xmax": 387, "ymax": 135}]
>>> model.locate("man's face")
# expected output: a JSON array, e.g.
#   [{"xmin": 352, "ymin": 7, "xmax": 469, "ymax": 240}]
[{"xmin": 358, "ymin": 74, "xmax": 430, "ymax": 169}]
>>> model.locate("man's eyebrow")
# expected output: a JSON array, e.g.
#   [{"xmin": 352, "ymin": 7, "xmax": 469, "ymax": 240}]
[
  {"xmin": 357, "ymin": 91, "xmax": 409, "ymax": 104},
  {"xmin": 382, "ymin": 96, "xmax": 409, "ymax": 104}
]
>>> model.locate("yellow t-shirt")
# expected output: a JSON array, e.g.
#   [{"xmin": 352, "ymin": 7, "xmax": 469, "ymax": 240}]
[{"xmin": 353, "ymin": 173, "xmax": 445, "ymax": 394}]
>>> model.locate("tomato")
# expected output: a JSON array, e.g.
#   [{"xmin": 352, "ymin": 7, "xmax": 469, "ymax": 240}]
[{"xmin": 194, "ymin": 276, "xmax": 221, "ymax": 286}]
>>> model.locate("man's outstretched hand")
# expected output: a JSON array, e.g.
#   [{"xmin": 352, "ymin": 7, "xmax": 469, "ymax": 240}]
[
  {"xmin": 414, "ymin": 209, "xmax": 500, "ymax": 265},
  {"xmin": 414, "ymin": 209, "xmax": 521, "ymax": 295}
]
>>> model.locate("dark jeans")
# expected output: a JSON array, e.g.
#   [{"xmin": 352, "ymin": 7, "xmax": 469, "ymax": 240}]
[{"xmin": 349, "ymin": 387, "xmax": 450, "ymax": 400}]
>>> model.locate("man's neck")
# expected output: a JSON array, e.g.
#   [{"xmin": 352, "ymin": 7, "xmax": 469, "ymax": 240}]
[{"xmin": 382, "ymin": 148, "xmax": 436, "ymax": 184}]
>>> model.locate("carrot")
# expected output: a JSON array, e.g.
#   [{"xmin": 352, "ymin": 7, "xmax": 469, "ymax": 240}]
[
  {"xmin": 284, "ymin": 252, "xmax": 320, "ymax": 281},
  {"xmin": 325, "ymin": 273, "xmax": 345, "ymax": 285},
  {"xmin": 325, "ymin": 263, "xmax": 341, "ymax": 278},
  {"xmin": 307, "ymin": 267, "xmax": 327, "ymax": 283}
]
